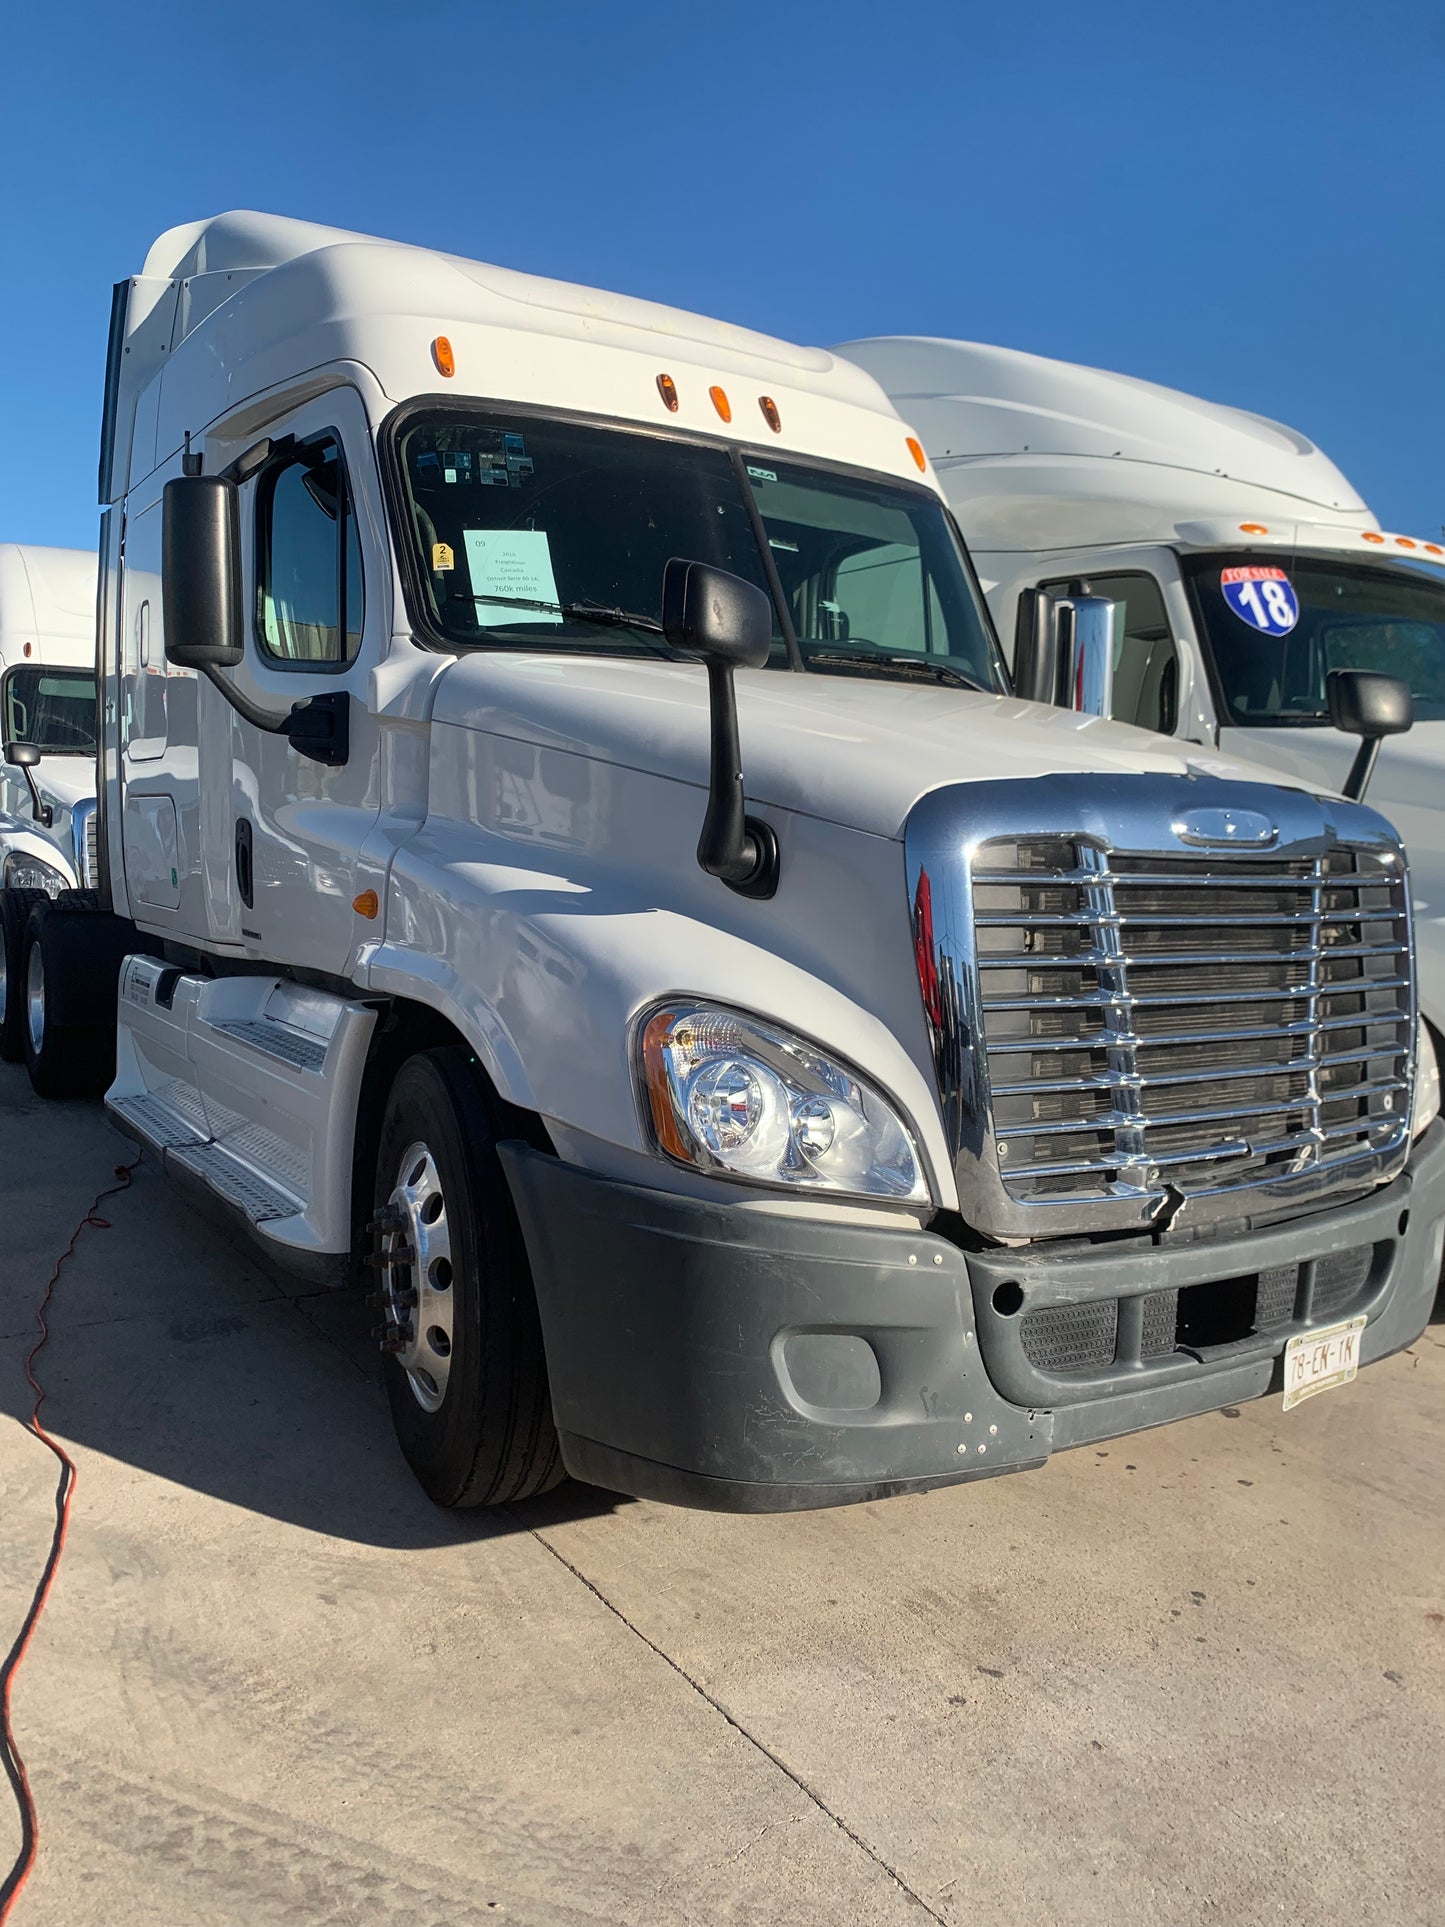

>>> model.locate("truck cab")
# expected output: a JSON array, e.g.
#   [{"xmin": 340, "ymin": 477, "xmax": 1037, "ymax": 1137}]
[
  {"xmin": 833, "ymin": 336, "xmax": 1445, "ymax": 1044},
  {"xmin": 0, "ymin": 543, "xmax": 101, "ymax": 1061},
  {"xmin": 21, "ymin": 215, "xmax": 1442, "ymax": 1512}
]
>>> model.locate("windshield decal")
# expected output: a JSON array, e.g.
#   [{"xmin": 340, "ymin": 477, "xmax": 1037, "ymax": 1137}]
[
  {"xmin": 464, "ymin": 529, "xmax": 562, "ymax": 624},
  {"xmin": 1221, "ymin": 564, "xmax": 1299, "ymax": 636}
]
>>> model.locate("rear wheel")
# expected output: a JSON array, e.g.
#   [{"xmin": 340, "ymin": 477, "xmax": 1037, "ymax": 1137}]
[
  {"xmin": 372, "ymin": 1048, "xmax": 562, "ymax": 1507},
  {"xmin": 0, "ymin": 887, "xmax": 44, "ymax": 1062}
]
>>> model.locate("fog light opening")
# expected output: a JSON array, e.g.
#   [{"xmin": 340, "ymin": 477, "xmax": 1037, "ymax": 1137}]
[{"xmin": 993, "ymin": 1281, "xmax": 1024, "ymax": 1317}]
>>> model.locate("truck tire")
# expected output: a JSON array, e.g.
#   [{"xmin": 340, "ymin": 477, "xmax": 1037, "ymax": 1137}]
[
  {"xmin": 372, "ymin": 1047, "xmax": 563, "ymax": 1507},
  {"xmin": 20, "ymin": 899, "xmax": 136, "ymax": 1098},
  {"xmin": 0, "ymin": 887, "xmax": 44, "ymax": 1062}
]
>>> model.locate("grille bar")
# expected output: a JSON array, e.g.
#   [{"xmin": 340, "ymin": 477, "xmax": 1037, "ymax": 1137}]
[{"xmin": 992, "ymin": 1044, "xmax": 1405, "ymax": 1099}]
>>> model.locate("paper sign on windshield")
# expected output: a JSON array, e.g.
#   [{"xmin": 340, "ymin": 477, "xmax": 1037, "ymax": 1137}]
[
  {"xmin": 464, "ymin": 529, "xmax": 561, "ymax": 624},
  {"xmin": 1221, "ymin": 564, "xmax": 1299, "ymax": 636}
]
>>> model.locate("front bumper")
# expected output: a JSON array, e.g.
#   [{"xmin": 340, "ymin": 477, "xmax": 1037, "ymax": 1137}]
[{"xmin": 500, "ymin": 1120, "xmax": 1445, "ymax": 1512}]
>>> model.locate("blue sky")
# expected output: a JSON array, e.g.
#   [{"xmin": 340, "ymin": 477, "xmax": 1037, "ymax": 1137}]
[{"xmin": 1, "ymin": 0, "xmax": 1440, "ymax": 551}]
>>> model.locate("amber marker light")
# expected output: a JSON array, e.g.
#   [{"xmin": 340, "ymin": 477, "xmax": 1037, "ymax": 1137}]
[
  {"xmin": 431, "ymin": 336, "xmax": 455, "ymax": 378},
  {"xmin": 657, "ymin": 372, "xmax": 679, "ymax": 412},
  {"xmin": 1362, "ymin": 531, "xmax": 1386, "ymax": 544},
  {"xmin": 1425, "ymin": 544, "xmax": 1444, "ymax": 557},
  {"xmin": 759, "ymin": 395, "xmax": 782, "ymax": 433},
  {"xmin": 352, "ymin": 889, "xmax": 379, "ymax": 919},
  {"xmin": 1395, "ymin": 537, "xmax": 1418, "ymax": 549},
  {"xmin": 906, "ymin": 436, "xmax": 927, "ymax": 473},
  {"xmin": 640, "ymin": 1008, "xmax": 690, "ymax": 1159},
  {"xmin": 709, "ymin": 385, "xmax": 732, "ymax": 423},
  {"xmin": 1239, "ymin": 522, "xmax": 1270, "ymax": 534}
]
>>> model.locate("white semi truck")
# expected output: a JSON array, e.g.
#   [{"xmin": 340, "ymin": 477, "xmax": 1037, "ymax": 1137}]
[
  {"xmin": 17, "ymin": 212, "xmax": 1442, "ymax": 1513},
  {"xmin": 0, "ymin": 544, "xmax": 101, "ymax": 1065},
  {"xmin": 834, "ymin": 337, "xmax": 1445, "ymax": 1048}
]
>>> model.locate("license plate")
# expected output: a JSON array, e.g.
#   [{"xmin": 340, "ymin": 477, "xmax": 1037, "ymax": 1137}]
[{"xmin": 1283, "ymin": 1315, "xmax": 1367, "ymax": 1412}]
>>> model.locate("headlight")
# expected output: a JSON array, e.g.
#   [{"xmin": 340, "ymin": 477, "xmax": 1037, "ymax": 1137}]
[
  {"xmin": 639, "ymin": 1001, "xmax": 930, "ymax": 1204},
  {"xmin": 1414, "ymin": 1018, "xmax": 1441, "ymax": 1139},
  {"xmin": 2, "ymin": 853, "xmax": 65, "ymax": 897}
]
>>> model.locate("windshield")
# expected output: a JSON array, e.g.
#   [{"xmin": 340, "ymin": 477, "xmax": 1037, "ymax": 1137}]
[
  {"xmin": 391, "ymin": 408, "xmax": 1004, "ymax": 690},
  {"xmin": 3, "ymin": 665, "xmax": 97, "ymax": 753},
  {"xmin": 1184, "ymin": 552, "xmax": 1445, "ymax": 725}
]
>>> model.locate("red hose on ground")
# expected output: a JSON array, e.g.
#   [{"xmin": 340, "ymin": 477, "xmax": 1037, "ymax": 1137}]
[{"xmin": 1, "ymin": 1156, "xmax": 139, "ymax": 1926}]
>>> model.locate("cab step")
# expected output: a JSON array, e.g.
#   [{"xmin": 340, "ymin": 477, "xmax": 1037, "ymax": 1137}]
[{"xmin": 108, "ymin": 957, "xmax": 378, "ymax": 1279}]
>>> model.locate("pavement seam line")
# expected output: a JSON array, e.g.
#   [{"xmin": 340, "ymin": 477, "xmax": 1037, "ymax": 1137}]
[{"xmin": 531, "ymin": 1528, "xmax": 949, "ymax": 1925}]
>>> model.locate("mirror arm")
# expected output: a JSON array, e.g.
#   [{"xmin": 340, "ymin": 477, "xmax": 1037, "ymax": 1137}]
[
  {"xmin": 196, "ymin": 665, "xmax": 349, "ymax": 769},
  {"xmin": 696, "ymin": 660, "xmax": 778, "ymax": 898},
  {"xmin": 1342, "ymin": 737, "xmax": 1381, "ymax": 804},
  {"xmin": 14, "ymin": 762, "xmax": 53, "ymax": 828}
]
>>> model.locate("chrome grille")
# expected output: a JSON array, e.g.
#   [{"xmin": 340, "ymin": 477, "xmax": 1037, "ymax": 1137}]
[
  {"xmin": 975, "ymin": 839, "xmax": 1410, "ymax": 1206},
  {"xmin": 84, "ymin": 809, "xmax": 99, "ymax": 888},
  {"xmin": 904, "ymin": 775, "xmax": 1416, "ymax": 1240}
]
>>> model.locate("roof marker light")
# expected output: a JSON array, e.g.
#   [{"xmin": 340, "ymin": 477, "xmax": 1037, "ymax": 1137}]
[
  {"xmin": 352, "ymin": 889, "xmax": 379, "ymax": 919},
  {"xmin": 431, "ymin": 336, "xmax": 455, "ymax": 379},
  {"xmin": 657, "ymin": 372, "xmax": 679, "ymax": 412},
  {"xmin": 709, "ymin": 385, "xmax": 732, "ymax": 423},
  {"xmin": 1239, "ymin": 522, "xmax": 1269, "ymax": 534},
  {"xmin": 1395, "ymin": 537, "xmax": 1418, "ymax": 549},
  {"xmin": 906, "ymin": 436, "xmax": 927, "ymax": 473},
  {"xmin": 759, "ymin": 395, "xmax": 782, "ymax": 433},
  {"xmin": 1362, "ymin": 531, "xmax": 1386, "ymax": 544},
  {"xmin": 1426, "ymin": 544, "xmax": 1444, "ymax": 557}
]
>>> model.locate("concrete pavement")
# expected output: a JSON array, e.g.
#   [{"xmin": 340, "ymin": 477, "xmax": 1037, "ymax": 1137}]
[{"xmin": 2, "ymin": 1060, "xmax": 1442, "ymax": 1925}]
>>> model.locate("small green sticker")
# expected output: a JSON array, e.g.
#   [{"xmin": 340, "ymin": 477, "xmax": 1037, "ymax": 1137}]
[
  {"xmin": 171, "ymin": 868, "xmax": 178, "ymax": 887},
  {"xmin": 747, "ymin": 465, "xmax": 777, "ymax": 483}
]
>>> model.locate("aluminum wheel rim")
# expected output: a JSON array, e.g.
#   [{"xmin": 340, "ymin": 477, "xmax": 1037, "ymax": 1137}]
[
  {"xmin": 382, "ymin": 1140, "xmax": 455, "ymax": 1413},
  {"xmin": 26, "ymin": 941, "xmax": 45, "ymax": 1054}
]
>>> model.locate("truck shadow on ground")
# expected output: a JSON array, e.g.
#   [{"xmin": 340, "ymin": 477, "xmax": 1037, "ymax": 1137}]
[{"xmin": 0, "ymin": 1081, "xmax": 630, "ymax": 1550}]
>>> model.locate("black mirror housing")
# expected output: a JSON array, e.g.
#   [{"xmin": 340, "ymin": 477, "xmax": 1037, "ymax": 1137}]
[
  {"xmin": 4, "ymin": 740, "xmax": 41, "ymax": 768},
  {"xmin": 662, "ymin": 559, "xmax": 772, "ymax": 668},
  {"xmin": 1326, "ymin": 669, "xmax": 1413, "ymax": 803},
  {"xmin": 1327, "ymin": 669, "xmax": 1412, "ymax": 740},
  {"xmin": 661, "ymin": 559, "xmax": 777, "ymax": 898},
  {"xmin": 162, "ymin": 473, "xmax": 244, "ymax": 669}
]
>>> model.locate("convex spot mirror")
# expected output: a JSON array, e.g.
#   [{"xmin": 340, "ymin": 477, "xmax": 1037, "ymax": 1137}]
[
  {"xmin": 1327, "ymin": 668, "xmax": 1412, "ymax": 803},
  {"xmin": 161, "ymin": 474, "xmax": 244, "ymax": 669}
]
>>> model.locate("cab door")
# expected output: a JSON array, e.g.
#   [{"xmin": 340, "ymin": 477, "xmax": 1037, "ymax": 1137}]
[{"xmin": 202, "ymin": 387, "xmax": 386, "ymax": 975}]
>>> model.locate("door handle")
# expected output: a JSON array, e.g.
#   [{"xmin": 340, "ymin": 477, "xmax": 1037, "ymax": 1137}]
[{"xmin": 235, "ymin": 817, "xmax": 254, "ymax": 909}]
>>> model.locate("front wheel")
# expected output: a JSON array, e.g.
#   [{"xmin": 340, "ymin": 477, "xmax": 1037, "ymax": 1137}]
[
  {"xmin": 0, "ymin": 887, "xmax": 44, "ymax": 1062},
  {"xmin": 372, "ymin": 1048, "xmax": 562, "ymax": 1507}
]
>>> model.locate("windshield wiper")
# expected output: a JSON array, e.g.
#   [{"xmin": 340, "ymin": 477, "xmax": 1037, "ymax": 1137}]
[
  {"xmin": 804, "ymin": 649, "xmax": 988, "ymax": 693},
  {"xmin": 456, "ymin": 592, "xmax": 668, "ymax": 635}
]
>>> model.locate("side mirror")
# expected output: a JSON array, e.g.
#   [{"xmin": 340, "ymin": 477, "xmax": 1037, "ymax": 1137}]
[
  {"xmin": 1014, "ymin": 586, "xmax": 1116, "ymax": 718},
  {"xmin": 662, "ymin": 559, "xmax": 778, "ymax": 897},
  {"xmin": 1327, "ymin": 669, "xmax": 1412, "ymax": 802},
  {"xmin": 162, "ymin": 473, "xmax": 243, "ymax": 669},
  {"xmin": 3, "ymin": 739, "xmax": 53, "ymax": 826}
]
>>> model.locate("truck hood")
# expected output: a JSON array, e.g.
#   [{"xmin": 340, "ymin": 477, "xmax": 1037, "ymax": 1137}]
[
  {"xmin": 32, "ymin": 756, "xmax": 96, "ymax": 813},
  {"xmin": 429, "ymin": 654, "xmax": 1317, "ymax": 840}
]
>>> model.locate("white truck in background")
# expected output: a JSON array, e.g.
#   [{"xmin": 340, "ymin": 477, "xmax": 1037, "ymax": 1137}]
[
  {"xmin": 18, "ymin": 211, "xmax": 1444, "ymax": 1514},
  {"xmin": 833, "ymin": 337, "xmax": 1445, "ymax": 1047},
  {"xmin": 0, "ymin": 543, "xmax": 101, "ymax": 1065}
]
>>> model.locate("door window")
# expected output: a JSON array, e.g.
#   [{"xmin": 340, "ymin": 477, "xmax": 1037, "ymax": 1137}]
[
  {"xmin": 255, "ymin": 438, "xmax": 363, "ymax": 667},
  {"xmin": 1048, "ymin": 572, "xmax": 1178, "ymax": 734}
]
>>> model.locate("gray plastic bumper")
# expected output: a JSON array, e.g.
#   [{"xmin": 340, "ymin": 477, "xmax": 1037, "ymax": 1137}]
[{"xmin": 500, "ymin": 1121, "xmax": 1445, "ymax": 1512}]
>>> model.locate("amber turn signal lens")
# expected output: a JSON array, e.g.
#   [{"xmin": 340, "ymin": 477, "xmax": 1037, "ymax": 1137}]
[
  {"xmin": 709, "ymin": 385, "xmax": 732, "ymax": 423},
  {"xmin": 759, "ymin": 395, "xmax": 782, "ymax": 433},
  {"xmin": 640, "ymin": 1008, "xmax": 690, "ymax": 1159},
  {"xmin": 351, "ymin": 889, "xmax": 379, "ymax": 919},
  {"xmin": 1239, "ymin": 522, "xmax": 1269, "ymax": 534},
  {"xmin": 1425, "ymin": 543, "xmax": 1444, "ymax": 557},
  {"xmin": 431, "ymin": 336, "xmax": 455, "ymax": 378},
  {"xmin": 1362, "ymin": 532, "xmax": 1386, "ymax": 544},
  {"xmin": 1395, "ymin": 537, "xmax": 1418, "ymax": 549},
  {"xmin": 905, "ymin": 436, "xmax": 927, "ymax": 472},
  {"xmin": 657, "ymin": 372, "xmax": 679, "ymax": 412}
]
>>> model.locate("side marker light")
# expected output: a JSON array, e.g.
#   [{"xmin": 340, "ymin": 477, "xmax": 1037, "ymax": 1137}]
[
  {"xmin": 431, "ymin": 337, "xmax": 455, "ymax": 379},
  {"xmin": 1239, "ymin": 522, "xmax": 1269, "ymax": 534},
  {"xmin": 657, "ymin": 373, "xmax": 679, "ymax": 412},
  {"xmin": 352, "ymin": 890, "xmax": 379, "ymax": 919},
  {"xmin": 759, "ymin": 395, "xmax": 782, "ymax": 433},
  {"xmin": 906, "ymin": 436, "xmax": 927, "ymax": 472},
  {"xmin": 1362, "ymin": 532, "xmax": 1386, "ymax": 544},
  {"xmin": 709, "ymin": 386, "xmax": 732, "ymax": 423}
]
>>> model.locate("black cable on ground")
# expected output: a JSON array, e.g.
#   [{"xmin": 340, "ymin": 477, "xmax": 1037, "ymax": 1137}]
[{"xmin": 1, "ymin": 1155, "xmax": 139, "ymax": 1925}]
